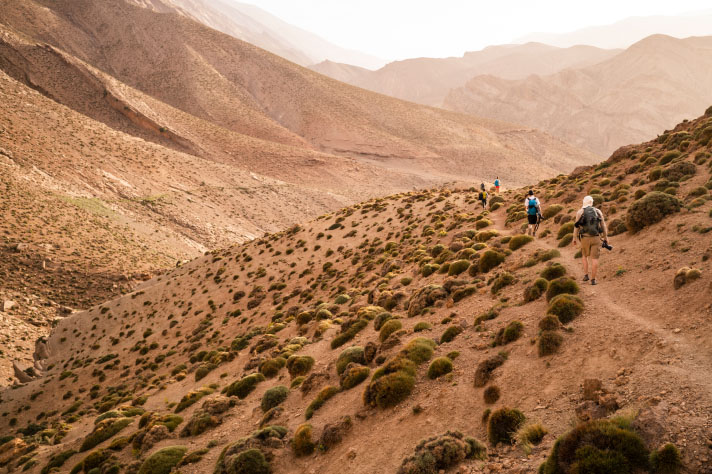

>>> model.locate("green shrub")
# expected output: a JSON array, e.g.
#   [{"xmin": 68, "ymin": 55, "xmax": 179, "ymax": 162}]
[
  {"xmin": 225, "ymin": 373, "xmax": 266, "ymax": 399},
  {"xmin": 331, "ymin": 319, "xmax": 368, "ymax": 349},
  {"xmin": 41, "ymin": 450, "xmax": 76, "ymax": 474},
  {"xmin": 340, "ymin": 365, "xmax": 370, "ymax": 389},
  {"xmin": 452, "ymin": 285, "xmax": 477, "ymax": 302},
  {"xmin": 335, "ymin": 294, "xmax": 351, "ymax": 305},
  {"xmin": 543, "ymin": 205, "xmax": 563, "ymax": 219},
  {"xmin": 538, "ymin": 331, "xmax": 563, "ymax": 357},
  {"xmin": 363, "ymin": 357, "xmax": 417, "ymax": 408},
  {"xmin": 403, "ymin": 337, "xmax": 436, "ymax": 363},
  {"xmin": 479, "ymin": 250, "xmax": 505, "ymax": 273},
  {"xmin": 413, "ymin": 322, "xmax": 431, "ymax": 332},
  {"xmin": 509, "ymin": 235, "xmax": 534, "ymax": 251},
  {"xmin": 286, "ymin": 355, "xmax": 314, "ymax": 378},
  {"xmin": 440, "ymin": 326, "xmax": 463, "ymax": 344},
  {"xmin": 180, "ymin": 411, "xmax": 218, "ymax": 437},
  {"xmin": 541, "ymin": 263, "xmax": 566, "ymax": 281},
  {"xmin": 427, "ymin": 357, "xmax": 453, "ymax": 379},
  {"xmin": 380, "ymin": 319, "xmax": 403, "ymax": 342},
  {"xmin": 627, "ymin": 191, "xmax": 682, "ymax": 232},
  {"xmin": 305, "ymin": 386, "xmax": 339, "ymax": 419},
  {"xmin": 259, "ymin": 358, "xmax": 285, "ymax": 378},
  {"xmin": 398, "ymin": 431, "xmax": 487, "ymax": 473},
  {"xmin": 336, "ymin": 347, "xmax": 365, "ymax": 375},
  {"xmin": 138, "ymin": 446, "xmax": 187, "ymax": 474},
  {"xmin": 483, "ymin": 386, "xmax": 500, "ymax": 404},
  {"xmin": 293, "ymin": 424, "xmax": 315, "ymax": 457},
  {"xmin": 175, "ymin": 387, "xmax": 214, "ymax": 413},
  {"xmin": 491, "ymin": 272, "xmax": 515, "ymax": 294},
  {"xmin": 222, "ymin": 448, "xmax": 269, "ymax": 474},
  {"xmin": 476, "ymin": 219, "xmax": 493, "ymax": 229},
  {"xmin": 660, "ymin": 151, "xmax": 681, "ymax": 165},
  {"xmin": 557, "ymin": 233, "xmax": 573, "ymax": 247},
  {"xmin": 373, "ymin": 312, "xmax": 393, "ymax": 331},
  {"xmin": 261, "ymin": 386, "xmax": 288, "ymax": 412},
  {"xmin": 517, "ymin": 423, "xmax": 548, "ymax": 453},
  {"xmin": 539, "ymin": 419, "xmax": 649, "ymax": 474},
  {"xmin": 547, "ymin": 294, "xmax": 584, "ymax": 324},
  {"xmin": 448, "ymin": 260, "xmax": 471, "ymax": 276},
  {"xmin": 80, "ymin": 418, "xmax": 132, "ymax": 451},
  {"xmin": 546, "ymin": 277, "xmax": 579, "ymax": 301},
  {"xmin": 557, "ymin": 222, "xmax": 574, "ymax": 240},
  {"xmin": 421, "ymin": 264, "xmax": 440, "ymax": 277},
  {"xmin": 487, "ymin": 408, "xmax": 525, "ymax": 445},
  {"xmin": 538, "ymin": 316, "xmax": 560, "ymax": 331},
  {"xmin": 650, "ymin": 444, "xmax": 683, "ymax": 474},
  {"xmin": 494, "ymin": 321, "xmax": 523, "ymax": 346},
  {"xmin": 524, "ymin": 278, "xmax": 548, "ymax": 302}
]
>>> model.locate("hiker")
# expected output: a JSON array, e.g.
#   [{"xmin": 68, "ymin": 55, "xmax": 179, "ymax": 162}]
[
  {"xmin": 573, "ymin": 195, "xmax": 609, "ymax": 286},
  {"xmin": 480, "ymin": 182, "xmax": 485, "ymax": 192},
  {"xmin": 478, "ymin": 188, "xmax": 488, "ymax": 209},
  {"xmin": 525, "ymin": 190, "xmax": 541, "ymax": 237},
  {"xmin": 494, "ymin": 177, "xmax": 500, "ymax": 193}
]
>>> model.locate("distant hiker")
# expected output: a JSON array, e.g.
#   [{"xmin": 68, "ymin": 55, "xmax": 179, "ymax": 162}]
[
  {"xmin": 525, "ymin": 190, "xmax": 541, "ymax": 236},
  {"xmin": 573, "ymin": 195, "xmax": 609, "ymax": 286},
  {"xmin": 478, "ymin": 189, "xmax": 488, "ymax": 209},
  {"xmin": 480, "ymin": 182, "xmax": 486, "ymax": 192},
  {"xmin": 494, "ymin": 177, "xmax": 500, "ymax": 193}
]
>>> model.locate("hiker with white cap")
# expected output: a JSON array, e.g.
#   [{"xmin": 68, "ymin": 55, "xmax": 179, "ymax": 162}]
[{"xmin": 573, "ymin": 196, "xmax": 609, "ymax": 285}]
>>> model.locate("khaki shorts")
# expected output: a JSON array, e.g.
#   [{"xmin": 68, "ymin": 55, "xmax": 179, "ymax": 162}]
[{"xmin": 580, "ymin": 236, "xmax": 601, "ymax": 259}]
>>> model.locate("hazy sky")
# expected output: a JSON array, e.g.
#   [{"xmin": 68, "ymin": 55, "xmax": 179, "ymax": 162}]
[{"xmin": 245, "ymin": 0, "xmax": 711, "ymax": 60}]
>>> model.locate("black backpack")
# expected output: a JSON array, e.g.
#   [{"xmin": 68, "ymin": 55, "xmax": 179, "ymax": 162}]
[{"xmin": 579, "ymin": 207, "xmax": 602, "ymax": 236}]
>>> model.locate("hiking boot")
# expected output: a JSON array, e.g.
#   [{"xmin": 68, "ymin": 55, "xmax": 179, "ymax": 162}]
[
  {"xmin": 591, "ymin": 279, "xmax": 597, "ymax": 286},
  {"xmin": 582, "ymin": 275, "xmax": 589, "ymax": 282}
]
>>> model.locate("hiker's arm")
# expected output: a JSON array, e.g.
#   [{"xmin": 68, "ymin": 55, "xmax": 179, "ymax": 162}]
[
  {"xmin": 573, "ymin": 209, "xmax": 583, "ymax": 243},
  {"xmin": 599, "ymin": 211, "xmax": 609, "ymax": 241}
]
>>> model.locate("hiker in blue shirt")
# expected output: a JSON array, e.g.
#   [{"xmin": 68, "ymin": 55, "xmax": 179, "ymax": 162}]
[
  {"xmin": 494, "ymin": 177, "xmax": 500, "ymax": 193},
  {"xmin": 525, "ymin": 190, "xmax": 541, "ymax": 237}
]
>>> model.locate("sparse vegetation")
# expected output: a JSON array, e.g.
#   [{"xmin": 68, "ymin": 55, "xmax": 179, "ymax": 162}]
[
  {"xmin": 427, "ymin": 357, "xmax": 453, "ymax": 379},
  {"xmin": 487, "ymin": 408, "xmax": 525, "ymax": 445},
  {"xmin": 398, "ymin": 431, "xmax": 486, "ymax": 473}
]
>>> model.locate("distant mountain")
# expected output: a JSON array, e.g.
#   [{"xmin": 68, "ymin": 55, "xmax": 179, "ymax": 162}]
[
  {"xmin": 517, "ymin": 11, "xmax": 712, "ymax": 49},
  {"xmin": 444, "ymin": 35, "xmax": 712, "ymax": 156},
  {"xmin": 310, "ymin": 43, "xmax": 618, "ymax": 107},
  {"xmin": 162, "ymin": 0, "xmax": 386, "ymax": 69}
]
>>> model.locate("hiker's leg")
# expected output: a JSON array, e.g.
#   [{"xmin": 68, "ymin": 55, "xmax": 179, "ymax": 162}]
[
  {"xmin": 591, "ymin": 259, "xmax": 599, "ymax": 280},
  {"xmin": 582, "ymin": 256, "xmax": 589, "ymax": 276}
]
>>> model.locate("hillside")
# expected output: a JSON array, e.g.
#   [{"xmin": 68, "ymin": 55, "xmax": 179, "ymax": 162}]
[
  {"xmin": 1, "ymin": 108, "xmax": 710, "ymax": 473},
  {"xmin": 444, "ymin": 35, "xmax": 712, "ymax": 156},
  {"xmin": 310, "ymin": 43, "xmax": 618, "ymax": 107}
]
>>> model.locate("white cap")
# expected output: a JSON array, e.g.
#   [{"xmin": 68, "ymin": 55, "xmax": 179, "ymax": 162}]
[{"xmin": 583, "ymin": 196, "xmax": 594, "ymax": 207}]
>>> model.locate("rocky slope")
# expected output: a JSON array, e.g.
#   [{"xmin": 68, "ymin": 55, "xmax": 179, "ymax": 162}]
[
  {"xmin": 1, "ymin": 108, "xmax": 710, "ymax": 473},
  {"xmin": 445, "ymin": 35, "xmax": 712, "ymax": 156}
]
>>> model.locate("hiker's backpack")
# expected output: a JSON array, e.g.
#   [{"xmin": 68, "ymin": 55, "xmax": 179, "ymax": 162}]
[
  {"xmin": 527, "ymin": 197, "xmax": 538, "ymax": 215},
  {"xmin": 482, "ymin": 191, "xmax": 487, "ymax": 200},
  {"xmin": 580, "ymin": 207, "xmax": 602, "ymax": 236}
]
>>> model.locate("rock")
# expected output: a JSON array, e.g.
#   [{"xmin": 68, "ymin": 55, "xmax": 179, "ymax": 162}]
[
  {"xmin": 12, "ymin": 243, "xmax": 28, "ymax": 252},
  {"xmin": 142, "ymin": 424, "xmax": 170, "ymax": 450},
  {"xmin": 407, "ymin": 285, "xmax": 447, "ymax": 317},
  {"xmin": 575, "ymin": 400, "xmax": 608, "ymax": 422},
  {"xmin": 0, "ymin": 438, "xmax": 30, "ymax": 466},
  {"xmin": 597, "ymin": 393, "xmax": 619, "ymax": 412},
  {"xmin": 632, "ymin": 406, "xmax": 666, "ymax": 446},
  {"xmin": 2, "ymin": 300, "xmax": 16, "ymax": 312},
  {"xmin": 583, "ymin": 378, "xmax": 603, "ymax": 401},
  {"xmin": 57, "ymin": 306, "xmax": 74, "ymax": 316},
  {"xmin": 347, "ymin": 448, "xmax": 357, "ymax": 460},
  {"xmin": 380, "ymin": 332, "xmax": 402, "ymax": 351},
  {"xmin": 202, "ymin": 396, "xmax": 231, "ymax": 415},
  {"xmin": 13, "ymin": 361, "xmax": 36, "ymax": 383}
]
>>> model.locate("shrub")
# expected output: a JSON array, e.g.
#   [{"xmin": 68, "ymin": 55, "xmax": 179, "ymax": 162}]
[
  {"xmin": 180, "ymin": 411, "xmax": 218, "ymax": 437},
  {"xmin": 509, "ymin": 235, "xmax": 534, "ymax": 251},
  {"xmin": 214, "ymin": 428, "xmax": 286, "ymax": 474},
  {"xmin": 483, "ymin": 386, "xmax": 500, "ymax": 404},
  {"xmin": 293, "ymin": 424, "xmax": 315, "ymax": 457},
  {"xmin": 305, "ymin": 386, "xmax": 339, "ymax": 419},
  {"xmin": 336, "ymin": 347, "xmax": 365, "ymax": 374},
  {"xmin": 403, "ymin": 338, "xmax": 436, "ymax": 364},
  {"xmin": 80, "ymin": 418, "xmax": 132, "ymax": 451},
  {"xmin": 557, "ymin": 233, "xmax": 573, "ymax": 247},
  {"xmin": 440, "ymin": 326, "xmax": 463, "ymax": 344},
  {"xmin": 259, "ymin": 358, "xmax": 285, "ymax": 378},
  {"xmin": 491, "ymin": 272, "xmax": 515, "ymax": 294},
  {"xmin": 627, "ymin": 192, "xmax": 682, "ymax": 232},
  {"xmin": 452, "ymin": 285, "xmax": 477, "ymax": 302},
  {"xmin": 41, "ymin": 450, "xmax": 76, "ymax": 474},
  {"xmin": 479, "ymin": 250, "xmax": 505, "ymax": 273},
  {"xmin": 538, "ymin": 316, "xmax": 560, "ymax": 331},
  {"xmin": 650, "ymin": 444, "xmax": 683, "ymax": 474},
  {"xmin": 138, "ymin": 446, "xmax": 187, "ymax": 474},
  {"xmin": 335, "ymin": 294, "xmax": 350, "ymax": 304},
  {"xmin": 547, "ymin": 294, "xmax": 584, "ymax": 324},
  {"xmin": 538, "ymin": 331, "xmax": 563, "ymax": 357},
  {"xmin": 557, "ymin": 222, "xmax": 574, "ymax": 240},
  {"xmin": 421, "ymin": 264, "xmax": 440, "ymax": 277},
  {"xmin": 448, "ymin": 260, "xmax": 471, "ymax": 276},
  {"xmin": 476, "ymin": 219, "xmax": 493, "ymax": 229},
  {"xmin": 494, "ymin": 321, "xmax": 523, "ymax": 346},
  {"xmin": 286, "ymin": 355, "xmax": 314, "ymax": 378},
  {"xmin": 175, "ymin": 387, "xmax": 214, "ymax": 413},
  {"xmin": 540, "ymin": 263, "xmax": 566, "ymax": 281},
  {"xmin": 427, "ymin": 357, "xmax": 453, "ymax": 379},
  {"xmin": 539, "ymin": 419, "xmax": 649, "ymax": 474},
  {"xmin": 380, "ymin": 319, "xmax": 403, "ymax": 342},
  {"xmin": 543, "ymin": 205, "xmax": 563, "ymax": 219},
  {"xmin": 487, "ymin": 408, "xmax": 525, "ymax": 445},
  {"xmin": 546, "ymin": 277, "xmax": 579, "ymax": 301},
  {"xmin": 397, "ymin": 431, "xmax": 487, "ymax": 473},
  {"xmin": 331, "ymin": 319, "xmax": 368, "ymax": 349},
  {"xmin": 261, "ymin": 386, "xmax": 288, "ymax": 412},
  {"xmin": 373, "ymin": 312, "xmax": 393, "ymax": 331},
  {"xmin": 340, "ymin": 364, "xmax": 370, "ymax": 389},
  {"xmin": 517, "ymin": 423, "xmax": 547, "ymax": 454},
  {"xmin": 473, "ymin": 354, "xmax": 506, "ymax": 387},
  {"xmin": 363, "ymin": 357, "xmax": 417, "ymax": 408},
  {"xmin": 524, "ymin": 278, "xmax": 548, "ymax": 302},
  {"xmin": 225, "ymin": 373, "xmax": 266, "ymax": 399},
  {"xmin": 413, "ymin": 322, "xmax": 431, "ymax": 332}
]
